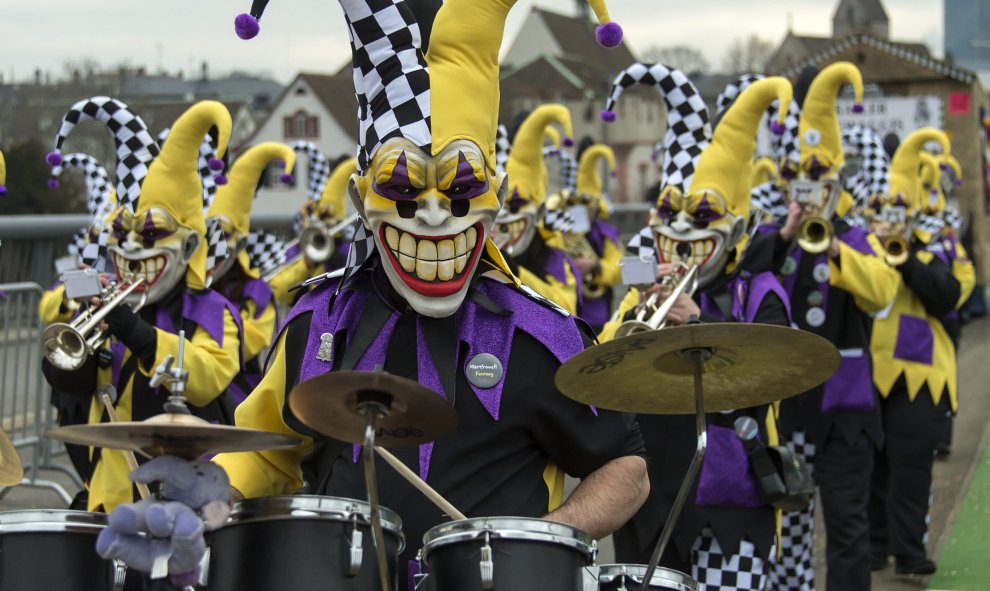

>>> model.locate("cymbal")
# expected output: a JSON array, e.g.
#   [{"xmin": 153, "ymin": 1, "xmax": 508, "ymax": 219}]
[
  {"xmin": 45, "ymin": 413, "xmax": 303, "ymax": 460},
  {"xmin": 288, "ymin": 371, "xmax": 457, "ymax": 448},
  {"xmin": 0, "ymin": 426, "xmax": 23, "ymax": 485},
  {"xmin": 556, "ymin": 323, "xmax": 840, "ymax": 414}
]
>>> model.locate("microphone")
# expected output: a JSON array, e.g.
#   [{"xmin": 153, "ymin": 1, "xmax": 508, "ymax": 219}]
[{"xmin": 734, "ymin": 416, "xmax": 786, "ymax": 502}]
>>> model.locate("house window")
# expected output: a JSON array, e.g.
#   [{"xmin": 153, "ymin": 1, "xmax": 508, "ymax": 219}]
[
  {"xmin": 283, "ymin": 110, "xmax": 320, "ymax": 139},
  {"xmin": 261, "ymin": 161, "xmax": 295, "ymax": 189}
]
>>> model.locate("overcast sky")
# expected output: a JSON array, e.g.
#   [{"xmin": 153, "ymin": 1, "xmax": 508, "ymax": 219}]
[{"xmin": 1, "ymin": 0, "xmax": 944, "ymax": 84}]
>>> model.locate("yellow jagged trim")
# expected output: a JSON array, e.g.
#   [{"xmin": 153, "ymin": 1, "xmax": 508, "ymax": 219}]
[{"xmin": 543, "ymin": 462, "xmax": 566, "ymax": 512}]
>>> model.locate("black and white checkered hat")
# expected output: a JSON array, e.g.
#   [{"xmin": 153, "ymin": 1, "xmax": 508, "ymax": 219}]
[
  {"xmin": 543, "ymin": 206, "xmax": 577, "ymax": 233},
  {"xmin": 158, "ymin": 127, "xmax": 225, "ymax": 212},
  {"xmin": 750, "ymin": 181, "xmax": 789, "ymax": 223},
  {"xmin": 601, "ymin": 63, "xmax": 711, "ymax": 195},
  {"xmin": 48, "ymin": 152, "xmax": 115, "ymax": 221},
  {"xmin": 48, "ymin": 96, "xmax": 160, "ymax": 211},
  {"xmin": 543, "ymin": 145, "xmax": 578, "ymax": 193},
  {"xmin": 943, "ymin": 205, "xmax": 963, "ymax": 232},
  {"xmin": 627, "ymin": 225, "xmax": 657, "ymax": 259},
  {"xmin": 716, "ymin": 74, "xmax": 801, "ymax": 166},
  {"xmin": 841, "ymin": 125, "xmax": 890, "ymax": 209},
  {"xmin": 204, "ymin": 216, "xmax": 231, "ymax": 275},
  {"xmin": 495, "ymin": 124, "xmax": 511, "ymax": 175},
  {"xmin": 245, "ymin": 230, "xmax": 285, "ymax": 276},
  {"xmin": 341, "ymin": 0, "xmax": 432, "ymax": 173},
  {"xmin": 290, "ymin": 140, "xmax": 332, "ymax": 201}
]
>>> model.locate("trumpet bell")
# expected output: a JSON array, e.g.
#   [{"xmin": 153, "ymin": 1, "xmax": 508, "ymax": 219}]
[
  {"xmin": 797, "ymin": 216, "xmax": 832, "ymax": 254},
  {"xmin": 300, "ymin": 225, "xmax": 334, "ymax": 265},
  {"xmin": 612, "ymin": 319, "xmax": 654, "ymax": 339},
  {"xmin": 882, "ymin": 235, "xmax": 909, "ymax": 266},
  {"xmin": 42, "ymin": 323, "xmax": 90, "ymax": 371}
]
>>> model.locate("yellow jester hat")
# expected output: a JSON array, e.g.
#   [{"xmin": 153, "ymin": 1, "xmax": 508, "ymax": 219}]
[
  {"xmin": 317, "ymin": 157, "xmax": 358, "ymax": 222},
  {"xmin": 751, "ymin": 156, "xmax": 777, "ymax": 189},
  {"xmin": 797, "ymin": 62, "xmax": 864, "ymax": 175},
  {"xmin": 918, "ymin": 152, "xmax": 962, "ymax": 215},
  {"xmin": 575, "ymin": 144, "xmax": 617, "ymax": 217},
  {"xmin": 887, "ymin": 128, "xmax": 950, "ymax": 213},
  {"xmin": 687, "ymin": 77, "xmax": 793, "ymax": 264},
  {"xmin": 208, "ymin": 142, "xmax": 295, "ymax": 277},
  {"xmin": 139, "ymin": 101, "xmax": 232, "ymax": 290},
  {"xmin": 505, "ymin": 104, "xmax": 574, "ymax": 208},
  {"xmin": 0, "ymin": 148, "xmax": 6, "ymax": 195}
]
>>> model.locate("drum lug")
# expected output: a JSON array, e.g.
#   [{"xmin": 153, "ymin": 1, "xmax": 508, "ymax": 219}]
[
  {"xmin": 581, "ymin": 565, "xmax": 600, "ymax": 591},
  {"xmin": 111, "ymin": 559, "xmax": 127, "ymax": 591},
  {"xmin": 479, "ymin": 531, "xmax": 494, "ymax": 590},
  {"xmin": 347, "ymin": 525, "xmax": 364, "ymax": 575}
]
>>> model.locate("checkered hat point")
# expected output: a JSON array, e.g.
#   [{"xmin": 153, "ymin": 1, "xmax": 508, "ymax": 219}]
[
  {"xmin": 290, "ymin": 141, "xmax": 332, "ymax": 201},
  {"xmin": 495, "ymin": 124, "xmax": 511, "ymax": 174},
  {"xmin": 543, "ymin": 145, "xmax": 578, "ymax": 193},
  {"xmin": 717, "ymin": 74, "xmax": 801, "ymax": 167},
  {"xmin": 602, "ymin": 63, "xmax": 711, "ymax": 195},
  {"xmin": 841, "ymin": 125, "xmax": 890, "ymax": 209},
  {"xmin": 49, "ymin": 153, "xmax": 116, "ymax": 224},
  {"xmin": 943, "ymin": 205, "xmax": 963, "ymax": 231},
  {"xmin": 234, "ymin": 0, "xmax": 270, "ymax": 40},
  {"xmin": 48, "ymin": 96, "xmax": 160, "ymax": 211},
  {"xmin": 245, "ymin": 230, "xmax": 284, "ymax": 275}
]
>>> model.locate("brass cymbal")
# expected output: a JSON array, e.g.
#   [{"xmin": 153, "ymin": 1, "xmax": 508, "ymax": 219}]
[
  {"xmin": 556, "ymin": 323, "xmax": 840, "ymax": 414},
  {"xmin": 45, "ymin": 413, "xmax": 303, "ymax": 460},
  {"xmin": 0, "ymin": 426, "xmax": 23, "ymax": 486},
  {"xmin": 288, "ymin": 370, "xmax": 457, "ymax": 448}
]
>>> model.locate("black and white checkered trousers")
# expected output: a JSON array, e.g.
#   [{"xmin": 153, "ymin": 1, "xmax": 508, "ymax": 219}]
[
  {"xmin": 693, "ymin": 527, "xmax": 775, "ymax": 591},
  {"xmin": 769, "ymin": 430, "xmax": 817, "ymax": 591}
]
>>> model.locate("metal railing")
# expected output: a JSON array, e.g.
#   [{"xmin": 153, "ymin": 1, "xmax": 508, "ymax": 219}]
[{"xmin": 0, "ymin": 282, "xmax": 79, "ymax": 503}]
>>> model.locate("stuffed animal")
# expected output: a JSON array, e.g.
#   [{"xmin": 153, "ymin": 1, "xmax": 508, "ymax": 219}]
[{"xmin": 95, "ymin": 456, "xmax": 231, "ymax": 587}]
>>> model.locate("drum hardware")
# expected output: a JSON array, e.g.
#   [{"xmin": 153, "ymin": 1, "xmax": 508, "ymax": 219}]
[
  {"xmin": 0, "ymin": 425, "xmax": 23, "ymax": 486},
  {"xmin": 348, "ymin": 513, "xmax": 365, "ymax": 575},
  {"xmin": 613, "ymin": 263, "xmax": 699, "ymax": 339},
  {"xmin": 359, "ymin": 393, "xmax": 395, "ymax": 591},
  {"xmin": 556, "ymin": 322, "xmax": 839, "ymax": 591},
  {"xmin": 148, "ymin": 330, "xmax": 192, "ymax": 414},
  {"xmin": 480, "ymin": 530, "xmax": 494, "ymax": 590},
  {"xmin": 42, "ymin": 277, "xmax": 147, "ymax": 371},
  {"xmin": 597, "ymin": 564, "xmax": 701, "ymax": 591}
]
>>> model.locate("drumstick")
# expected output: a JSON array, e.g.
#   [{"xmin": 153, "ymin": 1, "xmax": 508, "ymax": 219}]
[
  {"xmin": 374, "ymin": 446, "xmax": 467, "ymax": 521},
  {"xmin": 99, "ymin": 392, "xmax": 152, "ymax": 500}
]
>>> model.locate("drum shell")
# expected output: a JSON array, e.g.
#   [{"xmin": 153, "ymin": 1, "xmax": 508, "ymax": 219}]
[
  {"xmin": 205, "ymin": 495, "xmax": 404, "ymax": 591},
  {"xmin": 421, "ymin": 517, "xmax": 595, "ymax": 591},
  {"xmin": 597, "ymin": 564, "xmax": 701, "ymax": 591},
  {"xmin": 0, "ymin": 510, "xmax": 118, "ymax": 591}
]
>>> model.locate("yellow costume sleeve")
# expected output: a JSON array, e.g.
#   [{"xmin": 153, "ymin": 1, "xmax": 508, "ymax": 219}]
[
  {"xmin": 269, "ymin": 258, "xmax": 315, "ymax": 306},
  {"xmin": 829, "ymin": 235, "xmax": 898, "ymax": 313},
  {"xmin": 595, "ymin": 238, "xmax": 623, "ymax": 289},
  {"xmin": 240, "ymin": 299, "xmax": 277, "ymax": 362},
  {"xmin": 951, "ymin": 242, "xmax": 976, "ymax": 309},
  {"xmin": 597, "ymin": 287, "xmax": 640, "ymax": 342},
  {"xmin": 138, "ymin": 309, "xmax": 241, "ymax": 407},
  {"xmin": 213, "ymin": 330, "xmax": 314, "ymax": 498},
  {"xmin": 518, "ymin": 265, "xmax": 578, "ymax": 314},
  {"xmin": 38, "ymin": 283, "xmax": 75, "ymax": 326}
]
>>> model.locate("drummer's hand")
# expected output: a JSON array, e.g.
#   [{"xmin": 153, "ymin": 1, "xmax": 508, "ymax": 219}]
[
  {"xmin": 664, "ymin": 293, "xmax": 701, "ymax": 326},
  {"xmin": 779, "ymin": 201, "xmax": 802, "ymax": 241}
]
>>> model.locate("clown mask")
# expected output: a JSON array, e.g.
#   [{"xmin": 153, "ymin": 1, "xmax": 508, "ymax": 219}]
[
  {"xmin": 780, "ymin": 156, "xmax": 841, "ymax": 222},
  {"xmin": 109, "ymin": 207, "xmax": 200, "ymax": 305},
  {"xmin": 350, "ymin": 138, "xmax": 506, "ymax": 318},
  {"xmin": 868, "ymin": 194, "xmax": 913, "ymax": 243},
  {"xmin": 492, "ymin": 189, "xmax": 542, "ymax": 257},
  {"xmin": 650, "ymin": 187, "xmax": 745, "ymax": 288}
]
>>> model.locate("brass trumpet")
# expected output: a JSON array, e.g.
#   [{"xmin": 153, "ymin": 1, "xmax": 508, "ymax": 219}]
[
  {"xmin": 881, "ymin": 235, "xmax": 909, "ymax": 266},
  {"xmin": 263, "ymin": 213, "xmax": 358, "ymax": 282},
  {"xmin": 614, "ymin": 263, "xmax": 700, "ymax": 338},
  {"xmin": 561, "ymin": 231, "xmax": 606, "ymax": 299},
  {"xmin": 42, "ymin": 278, "xmax": 147, "ymax": 371},
  {"xmin": 797, "ymin": 216, "xmax": 833, "ymax": 254}
]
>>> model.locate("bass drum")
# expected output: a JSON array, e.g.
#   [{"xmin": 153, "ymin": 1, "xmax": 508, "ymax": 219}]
[
  {"xmin": 205, "ymin": 495, "xmax": 404, "ymax": 591},
  {"xmin": 420, "ymin": 517, "xmax": 596, "ymax": 591},
  {"xmin": 597, "ymin": 564, "xmax": 702, "ymax": 591},
  {"xmin": 0, "ymin": 510, "xmax": 127, "ymax": 591}
]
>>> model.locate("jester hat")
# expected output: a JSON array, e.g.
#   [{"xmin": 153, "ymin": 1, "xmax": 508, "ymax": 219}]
[
  {"xmin": 602, "ymin": 63, "xmax": 711, "ymax": 197},
  {"xmin": 208, "ymin": 142, "xmax": 295, "ymax": 276},
  {"xmin": 796, "ymin": 62, "xmax": 864, "ymax": 176},
  {"xmin": 290, "ymin": 141, "xmax": 332, "ymax": 202},
  {"xmin": 49, "ymin": 153, "xmax": 118, "ymax": 265},
  {"xmin": 157, "ymin": 126, "xmax": 228, "ymax": 213},
  {"xmin": 505, "ymin": 104, "xmax": 574, "ymax": 207},
  {"xmin": 319, "ymin": 157, "xmax": 358, "ymax": 220},
  {"xmin": 919, "ymin": 152, "xmax": 962, "ymax": 214},
  {"xmin": 0, "ymin": 149, "xmax": 6, "ymax": 195},
  {"xmin": 887, "ymin": 128, "xmax": 950, "ymax": 212},
  {"xmin": 840, "ymin": 125, "xmax": 890, "ymax": 209},
  {"xmin": 751, "ymin": 157, "xmax": 777, "ymax": 189},
  {"xmin": 717, "ymin": 74, "xmax": 800, "ymax": 168},
  {"xmin": 576, "ymin": 144, "xmax": 617, "ymax": 216}
]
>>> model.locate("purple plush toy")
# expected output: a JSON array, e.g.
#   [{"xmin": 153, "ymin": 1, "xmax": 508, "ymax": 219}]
[{"xmin": 96, "ymin": 456, "xmax": 231, "ymax": 587}]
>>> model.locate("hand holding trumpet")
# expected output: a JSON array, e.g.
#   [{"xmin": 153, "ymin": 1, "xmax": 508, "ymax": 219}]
[
  {"xmin": 640, "ymin": 263, "xmax": 700, "ymax": 326},
  {"xmin": 780, "ymin": 202, "xmax": 839, "ymax": 258}
]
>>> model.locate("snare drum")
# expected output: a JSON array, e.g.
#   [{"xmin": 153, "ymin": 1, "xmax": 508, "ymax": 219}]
[
  {"xmin": 421, "ymin": 517, "xmax": 596, "ymax": 591},
  {"xmin": 205, "ymin": 495, "xmax": 404, "ymax": 591},
  {"xmin": 597, "ymin": 564, "xmax": 702, "ymax": 591},
  {"xmin": 0, "ymin": 510, "xmax": 126, "ymax": 590}
]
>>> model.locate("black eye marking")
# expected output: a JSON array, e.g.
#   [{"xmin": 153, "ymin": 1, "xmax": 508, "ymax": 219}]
[
  {"xmin": 396, "ymin": 200, "xmax": 417, "ymax": 219},
  {"xmin": 451, "ymin": 200, "xmax": 470, "ymax": 217}
]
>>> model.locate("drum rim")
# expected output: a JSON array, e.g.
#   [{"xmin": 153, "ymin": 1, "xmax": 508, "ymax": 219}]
[
  {"xmin": 0, "ymin": 509, "xmax": 107, "ymax": 534},
  {"xmin": 597, "ymin": 563, "xmax": 701, "ymax": 591},
  {"xmin": 421, "ymin": 517, "xmax": 594, "ymax": 560},
  {"xmin": 228, "ymin": 495, "xmax": 403, "ymax": 534}
]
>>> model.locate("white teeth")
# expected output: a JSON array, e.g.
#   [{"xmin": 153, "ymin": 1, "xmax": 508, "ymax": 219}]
[
  {"xmin": 399, "ymin": 232, "xmax": 416, "ymax": 258},
  {"xmin": 400, "ymin": 252, "xmax": 416, "ymax": 273},
  {"xmin": 454, "ymin": 253, "xmax": 467, "ymax": 274},
  {"xmin": 454, "ymin": 233, "xmax": 467, "ymax": 258},
  {"xmin": 437, "ymin": 239, "xmax": 454, "ymax": 261},
  {"xmin": 417, "ymin": 258, "xmax": 438, "ymax": 281},
  {"xmin": 466, "ymin": 227, "xmax": 477, "ymax": 249},
  {"xmin": 385, "ymin": 226, "xmax": 399, "ymax": 250},
  {"xmin": 417, "ymin": 239, "xmax": 437, "ymax": 261},
  {"xmin": 437, "ymin": 259, "xmax": 455, "ymax": 281}
]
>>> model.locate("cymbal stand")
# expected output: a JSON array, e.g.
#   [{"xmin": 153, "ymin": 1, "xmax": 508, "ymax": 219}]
[
  {"xmin": 359, "ymin": 390, "xmax": 394, "ymax": 591},
  {"xmin": 149, "ymin": 330, "xmax": 191, "ymax": 414},
  {"xmin": 640, "ymin": 346, "xmax": 711, "ymax": 591}
]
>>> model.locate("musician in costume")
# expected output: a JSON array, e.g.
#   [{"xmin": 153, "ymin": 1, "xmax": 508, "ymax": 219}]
[
  {"xmin": 210, "ymin": 0, "xmax": 647, "ymax": 589},
  {"xmin": 868, "ymin": 129, "xmax": 971, "ymax": 576},
  {"xmin": 205, "ymin": 143, "xmax": 296, "ymax": 405},
  {"xmin": 601, "ymin": 67, "xmax": 793, "ymax": 590},
  {"xmin": 753, "ymin": 64, "xmax": 899, "ymax": 591},
  {"xmin": 268, "ymin": 148, "xmax": 357, "ymax": 305},
  {"xmin": 493, "ymin": 104, "xmax": 584, "ymax": 314},
  {"xmin": 41, "ymin": 98, "xmax": 243, "ymax": 513}
]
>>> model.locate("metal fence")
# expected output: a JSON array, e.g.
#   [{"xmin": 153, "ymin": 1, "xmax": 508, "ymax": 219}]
[{"xmin": 0, "ymin": 282, "xmax": 78, "ymax": 503}]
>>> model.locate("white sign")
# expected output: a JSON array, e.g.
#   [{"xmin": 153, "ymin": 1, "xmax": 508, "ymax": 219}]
[{"xmin": 836, "ymin": 96, "xmax": 943, "ymax": 140}]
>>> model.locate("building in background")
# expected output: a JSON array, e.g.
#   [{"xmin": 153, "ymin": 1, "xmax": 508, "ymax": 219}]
[{"xmin": 945, "ymin": 0, "xmax": 990, "ymax": 87}]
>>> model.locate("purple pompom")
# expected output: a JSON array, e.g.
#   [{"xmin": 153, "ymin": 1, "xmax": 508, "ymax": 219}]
[
  {"xmin": 600, "ymin": 110, "xmax": 617, "ymax": 123},
  {"xmin": 46, "ymin": 151, "xmax": 63, "ymax": 166},
  {"xmin": 770, "ymin": 120, "xmax": 786, "ymax": 135},
  {"xmin": 280, "ymin": 173, "xmax": 295, "ymax": 184},
  {"xmin": 939, "ymin": 162, "xmax": 949, "ymax": 170},
  {"xmin": 48, "ymin": 179, "xmax": 60, "ymax": 190},
  {"xmin": 955, "ymin": 179, "xmax": 964, "ymax": 186},
  {"xmin": 595, "ymin": 22, "xmax": 623, "ymax": 48},
  {"xmin": 852, "ymin": 103, "xmax": 865, "ymax": 113},
  {"xmin": 214, "ymin": 174, "xmax": 228, "ymax": 186},
  {"xmin": 563, "ymin": 137, "xmax": 574, "ymax": 147},
  {"xmin": 234, "ymin": 14, "xmax": 260, "ymax": 40},
  {"xmin": 208, "ymin": 157, "xmax": 225, "ymax": 171},
  {"xmin": 610, "ymin": 171, "xmax": 618, "ymax": 178},
  {"xmin": 0, "ymin": 185, "xmax": 7, "ymax": 195}
]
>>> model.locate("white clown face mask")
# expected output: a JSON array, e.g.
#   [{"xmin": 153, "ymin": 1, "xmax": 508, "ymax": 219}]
[
  {"xmin": 108, "ymin": 207, "xmax": 199, "ymax": 305},
  {"xmin": 350, "ymin": 138, "xmax": 506, "ymax": 318}
]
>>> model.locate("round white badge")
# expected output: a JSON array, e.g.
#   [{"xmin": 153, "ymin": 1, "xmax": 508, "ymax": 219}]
[
  {"xmin": 781, "ymin": 257, "xmax": 798, "ymax": 276},
  {"xmin": 465, "ymin": 353, "xmax": 503, "ymax": 389},
  {"xmin": 803, "ymin": 128, "xmax": 822, "ymax": 147},
  {"xmin": 813, "ymin": 262, "xmax": 830, "ymax": 284},
  {"xmin": 805, "ymin": 307, "xmax": 826, "ymax": 328}
]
